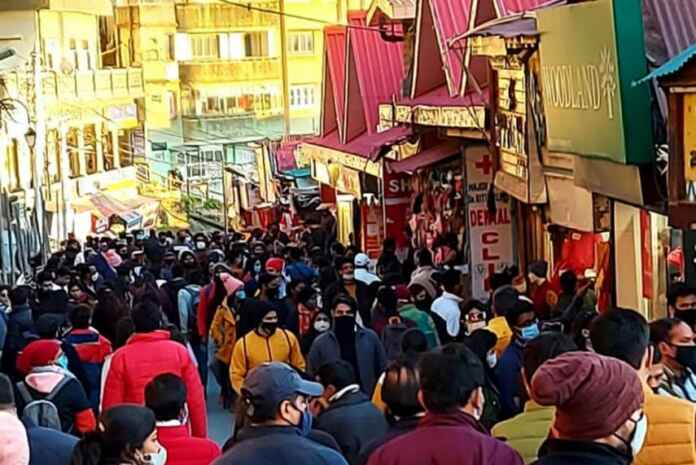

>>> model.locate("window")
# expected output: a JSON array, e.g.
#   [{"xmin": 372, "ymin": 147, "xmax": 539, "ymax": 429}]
[
  {"xmin": 288, "ymin": 31, "xmax": 314, "ymax": 55},
  {"xmin": 290, "ymin": 85, "xmax": 316, "ymax": 108},
  {"xmin": 190, "ymin": 34, "xmax": 219, "ymax": 59},
  {"xmin": 244, "ymin": 32, "xmax": 270, "ymax": 57},
  {"xmin": 76, "ymin": 40, "xmax": 91, "ymax": 71}
]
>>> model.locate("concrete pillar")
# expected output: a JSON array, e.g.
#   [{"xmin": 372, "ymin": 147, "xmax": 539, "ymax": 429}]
[
  {"xmin": 76, "ymin": 126, "xmax": 87, "ymax": 177},
  {"xmin": 95, "ymin": 121, "xmax": 105, "ymax": 172},
  {"xmin": 112, "ymin": 127, "xmax": 120, "ymax": 169}
]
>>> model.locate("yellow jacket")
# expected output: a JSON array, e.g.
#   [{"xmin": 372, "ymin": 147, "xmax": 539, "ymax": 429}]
[
  {"xmin": 210, "ymin": 301, "xmax": 237, "ymax": 364},
  {"xmin": 488, "ymin": 316, "xmax": 512, "ymax": 356},
  {"xmin": 230, "ymin": 329, "xmax": 306, "ymax": 393},
  {"xmin": 636, "ymin": 382, "xmax": 696, "ymax": 465},
  {"xmin": 491, "ymin": 401, "xmax": 554, "ymax": 464}
]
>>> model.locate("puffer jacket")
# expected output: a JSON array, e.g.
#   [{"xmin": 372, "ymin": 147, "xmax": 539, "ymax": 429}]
[
  {"xmin": 157, "ymin": 423, "xmax": 220, "ymax": 465},
  {"xmin": 210, "ymin": 300, "xmax": 237, "ymax": 364},
  {"xmin": 491, "ymin": 401, "xmax": 555, "ymax": 464},
  {"xmin": 101, "ymin": 330, "xmax": 207, "ymax": 437}
]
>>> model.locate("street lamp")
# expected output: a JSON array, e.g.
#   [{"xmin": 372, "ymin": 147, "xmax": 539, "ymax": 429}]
[{"xmin": 25, "ymin": 127, "xmax": 36, "ymax": 150}]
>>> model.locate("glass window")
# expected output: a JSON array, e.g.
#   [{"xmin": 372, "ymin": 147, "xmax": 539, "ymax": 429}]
[{"xmin": 288, "ymin": 31, "xmax": 314, "ymax": 55}]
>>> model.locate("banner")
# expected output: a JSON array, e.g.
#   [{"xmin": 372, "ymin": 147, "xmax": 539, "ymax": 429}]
[
  {"xmin": 640, "ymin": 209, "xmax": 653, "ymax": 300},
  {"xmin": 466, "ymin": 146, "xmax": 514, "ymax": 300}
]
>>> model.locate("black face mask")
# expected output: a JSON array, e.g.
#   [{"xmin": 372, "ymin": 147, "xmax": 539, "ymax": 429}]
[
  {"xmin": 674, "ymin": 310, "xmax": 696, "ymax": 330},
  {"xmin": 334, "ymin": 315, "xmax": 355, "ymax": 339},
  {"xmin": 261, "ymin": 321, "xmax": 278, "ymax": 335},
  {"xmin": 265, "ymin": 288, "xmax": 279, "ymax": 300},
  {"xmin": 675, "ymin": 345, "xmax": 696, "ymax": 371},
  {"xmin": 415, "ymin": 298, "xmax": 432, "ymax": 312}
]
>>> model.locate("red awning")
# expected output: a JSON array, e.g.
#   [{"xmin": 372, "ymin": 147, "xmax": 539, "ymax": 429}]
[
  {"xmin": 387, "ymin": 140, "xmax": 461, "ymax": 173},
  {"xmin": 309, "ymin": 126, "xmax": 412, "ymax": 160}
]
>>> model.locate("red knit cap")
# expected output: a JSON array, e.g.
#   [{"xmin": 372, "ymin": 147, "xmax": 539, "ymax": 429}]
[
  {"xmin": 19, "ymin": 340, "xmax": 62, "ymax": 374},
  {"xmin": 530, "ymin": 351, "xmax": 643, "ymax": 440},
  {"xmin": 394, "ymin": 285, "xmax": 411, "ymax": 302},
  {"xmin": 265, "ymin": 258, "xmax": 285, "ymax": 273}
]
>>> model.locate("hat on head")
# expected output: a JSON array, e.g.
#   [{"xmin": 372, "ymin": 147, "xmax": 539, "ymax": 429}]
[
  {"xmin": 408, "ymin": 274, "xmax": 437, "ymax": 300},
  {"xmin": 265, "ymin": 257, "xmax": 285, "ymax": 273},
  {"xmin": 528, "ymin": 260, "xmax": 548, "ymax": 279},
  {"xmin": 0, "ymin": 412, "xmax": 29, "ymax": 465},
  {"xmin": 242, "ymin": 362, "xmax": 323, "ymax": 418},
  {"xmin": 354, "ymin": 253, "xmax": 370, "ymax": 268},
  {"xmin": 220, "ymin": 273, "xmax": 244, "ymax": 297},
  {"xmin": 531, "ymin": 351, "xmax": 643, "ymax": 441},
  {"xmin": 19, "ymin": 340, "xmax": 62, "ymax": 374},
  {"xmin": 394, "ymin": 284, "xmax": 411, "ymax": 303}
]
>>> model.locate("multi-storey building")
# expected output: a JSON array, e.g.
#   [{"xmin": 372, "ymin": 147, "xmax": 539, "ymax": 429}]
[{"xmin": 0, "ymin": 0, "xmax": 147, "ymax": 276}]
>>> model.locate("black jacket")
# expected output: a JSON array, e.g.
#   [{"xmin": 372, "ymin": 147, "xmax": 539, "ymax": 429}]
[
  {"xmin": 315, "ymin": 389, "xmax": 389, "ymax": 465},
  {"xmin": 358, "ymin": 415, "xmax": 421, "ymax": 465},
  {"xmin": 532, "ymin": 439, "xmax": 629, "ymax": 465},
  {"xmin": 219, "ymin": 425, "xmax": 347, "ymax": 465}
]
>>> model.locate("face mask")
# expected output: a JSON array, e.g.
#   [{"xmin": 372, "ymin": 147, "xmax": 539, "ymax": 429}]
[
  {"xmin": 486, "ymin": 351, "xmax": 497, "ymax": 368},
  {"xmin": 314, "ymin": 320, "xmax": 330, "ymax": 332},
  {"xmin": 288, "ymin": 403, "xmax": 313, "ymax": 436},
  {"xmin": 91, "ymin": 273, "xmax": 99, "ymax": 283},
  {"xmin": 334, "ymin": 315, "xmax": 355, "ymax": 337},
  {"xmin": 518, "ymin": 323, "xmax": 540, "ymax": 341},
  {"xmin": 675, "ymin": 310, "xmax": 696, "ymax": 330},
  {"xmin": 415, "ymin": 298, "xmax": 431, "ymax": 312},
  {"xmin": 261, "ymin": 321, "xmax": 278, "ymax": 335},
  {"xmin": 196, "ymin": 241, "xmax": 207, "ymax": 251},
  {"xmin": 342, "ymin": 273, "xmax": 354, "ymax": 282},
  {"xmin": 675, "ymin": 345, "xmax": 696, "ymax": 371},
  {"xmin": 56, "ymin": 354, "xmax": 69, "ymax": 370},
  {"xmin": 467, "ymin": 321, "xmax": 486, "ymax": 334},
  {"xmin": 146, "ymin": 446, "xmax": 168, "ymax": 465},
  {"xmin": 236, "ymin": 290, "xmax": 246, "ymax": 301},
  {"xmin": 254, "ymin": 262, "xmax": 262, "ymax": 274}
]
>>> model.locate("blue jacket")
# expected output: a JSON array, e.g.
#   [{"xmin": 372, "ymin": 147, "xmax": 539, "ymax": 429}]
[
  {"xmin": 495, "ymin": 339, "xmax": 524, "ymax": 419},
  {"xmin": 24, "ymin": 419, "xmax": 78, "ymax": 465},
  {"xmin": 285, "ymin": 261, "xmax": 316, "ymax": 283},
  {"xmin": 216, "ymin": 425, "xmax": 348, "ymax": 465},
  {"xmin": 308, "ymin": 328, "xmax": 387, "ymax": 396}
]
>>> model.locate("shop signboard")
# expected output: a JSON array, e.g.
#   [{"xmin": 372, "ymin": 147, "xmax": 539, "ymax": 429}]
[
  {"xmin": 466, "ymin": 146, "xmax": 514, "ymax": 300},
  {"xmin": 537, "ymin": 0, "xmax": 653, "ymax": 165}
]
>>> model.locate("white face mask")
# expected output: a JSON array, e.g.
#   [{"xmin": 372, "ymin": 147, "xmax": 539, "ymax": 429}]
[
  {"xmin": 342, "ymin": 273, "xmax": 354, "ymax": 281},
  {"xmin": 146, "ymin": 446, "xmax": 167, "ymax": 465},
  {"xmin": 629, "ymin": 414, "xmax": 648, "ymax": 456},
  {"xmin": 466, "ymin": 321, "xmax": 486, "ymax": 334},
  {"xmin": 314, "ymin": 320, "xmax": 330, "ymax": 332},
  {"xmin": 91, "ymin": 273, "xmax": 99, "ymax": 283},
  {"xmin": 486, "ymin": 351, "xmax": 497, "ymax": 368},
  {"xmin": 196, "ymin": 241, "xmax": 207, "ymax": 250}
]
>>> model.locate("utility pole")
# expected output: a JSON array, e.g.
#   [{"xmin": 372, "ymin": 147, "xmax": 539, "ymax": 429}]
[
  {"xmin": 279, "ymin": 0, "xmax": 291, "ymax": 136},
  {"xmin": 31, "ymin": 47, "xmax": 49, "ymax": 259}
]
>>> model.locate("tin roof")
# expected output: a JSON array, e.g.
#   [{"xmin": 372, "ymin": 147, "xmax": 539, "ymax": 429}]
[
  {"xmin": 366, "ymin": 0, "xmax": 416, "ymax": 25},
  {"xmin": 321, "ymin": 26, "xmax": 347, "ymax": 138},
  {"xmin": 309, "ymin": 126, "xmax": 412, "ymax": 160},
  {"xmin": 459, "ymin": 14, "xmax": 538, "ymax": 40},
  {"xmin": 494, "ymin": 0, "xmax": 563, "ymax": 17},
  {"xmin": 643, "ymin": 0, "xmax": 696, "ymax": 65},
  {"xmin": 344, "ymin": 11, "xmax": 404, "ymax": 142},
  {"xmin": 635, "ymin": 42, "xmax": 696, "ymax": 85}
]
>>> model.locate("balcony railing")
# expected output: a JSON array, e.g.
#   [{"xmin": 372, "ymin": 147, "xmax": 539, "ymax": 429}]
[
  {"xmin": 175, "ymin": 2, "xmax": 279, "ymax": 29},
  {"xmin": 179, "ymin": 58, "xmax": 281, "ymax": 83},
  {"xmin": 3, "ymin": 67, "xmax": 144, "ymax": 103},
  {"xmin": 143, "ymin": 61, "xmax": 179, "ymax": 82}
]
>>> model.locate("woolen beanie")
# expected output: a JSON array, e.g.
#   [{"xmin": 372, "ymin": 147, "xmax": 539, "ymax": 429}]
[
  {"xmin": 0, "ymin": 412, "xmax": 29, "ymax": 465},
  {"xmin": 265, "ymin": 257, "xmax": 285, "ymax": 273},
  {"xmin": 408, "ymin": 274, "xmax": 437, "ymax": 300},
  {"xmin": 530, "ymin": 351, "xmax": 643, "ymax": 440},
  {"xmin": 220, "ymin": 273, "xmax": 244, "ymax": 297}
]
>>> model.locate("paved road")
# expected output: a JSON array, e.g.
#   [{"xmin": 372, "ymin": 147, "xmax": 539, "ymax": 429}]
[{"xmin": 206, "ymin": 373, "xmax": 234, "ymax": 445}]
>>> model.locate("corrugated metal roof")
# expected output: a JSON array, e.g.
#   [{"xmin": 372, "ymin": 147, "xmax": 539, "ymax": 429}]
[
  {"xmin": 461, "ymin": 14, "xmax": 538, "ymax": 40},
  {"xmin": 308, "ymin": 126, "xmax": 412, "ymax": 159},
  {"xmin": 644, "ymin": 0, "xmax": 696, "ymax": 64},
  {"xmin": 635, "ymin": 42, "xmax": 696, "ymax": 85},
  {"xmin": 366, "ymin": 0, "xmax": 416, "ymax": 25},
  {"xmin": 347, "ymin": 12, "xmax": 405, "ymax": 138},
  {"xmin": 429, "ymin": 0, "xmax": 475, "ymax": 96},
  {"xmin": 324, "ymin": 26, "xmax": 347, "ymax": 137},
  {"xmin": 494, "ymin": 0, "xmax": 562, "ymax": 17}
]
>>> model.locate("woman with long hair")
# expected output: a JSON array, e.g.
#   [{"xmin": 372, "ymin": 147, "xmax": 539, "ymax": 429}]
[
  {"xmin": 71, "ymin": 405, "xmax": 165, "ymax": 465},
  {"xmin": 92, "ymin": 287, "xmax": 130, "ymax": 345}
]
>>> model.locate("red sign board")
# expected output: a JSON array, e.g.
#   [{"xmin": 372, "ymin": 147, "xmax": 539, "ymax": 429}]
[{"xmin": 640, "ymin": 210, "xmax": 653, "ymax": 300}]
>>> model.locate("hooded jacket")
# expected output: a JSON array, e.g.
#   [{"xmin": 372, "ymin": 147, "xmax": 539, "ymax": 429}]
[
  {"xmin": 156, "ymin": 422, "xmax": 221, "ymax": 465},
  {"xmin": 101, "ymin": 330, "xmax": 207, "ymax": 438}
]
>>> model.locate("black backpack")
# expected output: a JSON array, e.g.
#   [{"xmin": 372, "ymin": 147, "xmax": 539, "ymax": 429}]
[{"xmin": 16, "ymin": 368, "xmax": 73, "ymax": 432}]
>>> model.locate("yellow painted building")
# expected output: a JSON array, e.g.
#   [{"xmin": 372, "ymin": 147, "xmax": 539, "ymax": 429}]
[{"xmin": 0, "ymin": 0, "xmax": 149, "ymax": 258}]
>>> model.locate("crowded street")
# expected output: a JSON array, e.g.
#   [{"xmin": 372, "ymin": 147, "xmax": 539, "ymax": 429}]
[{"xmin": 0, "ymin": 0, "xmax": 696, "ymax": 465}]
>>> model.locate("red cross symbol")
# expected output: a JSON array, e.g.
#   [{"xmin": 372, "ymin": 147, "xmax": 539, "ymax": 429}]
[{"xmin": 475, "ymin": 154, "xmax": 493, "ymax": 175}]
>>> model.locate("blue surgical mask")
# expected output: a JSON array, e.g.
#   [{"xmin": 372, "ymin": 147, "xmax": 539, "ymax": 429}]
[
  {"xmin": 289, "ymin": 403, "xmax": 313, "ymax": 436},
  {"xmin": 56, "ymin": 354, "xmax": 69, "ymax": 370},
  {"xmin": 519, "ymin": 323, "xmax": 540, "ymax": 341},
  {"xmin": 254, "ymin": 262, "xmax": 262, "ymax": 274},
  {"xmin": 236, "ymin": 290, "xmax": 246, "ymax": 301}
]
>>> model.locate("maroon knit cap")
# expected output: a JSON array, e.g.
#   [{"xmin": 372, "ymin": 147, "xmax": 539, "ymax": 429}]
[{"xmin": 530, "ymin": 351, "xmax": 643, "ymax": 440}]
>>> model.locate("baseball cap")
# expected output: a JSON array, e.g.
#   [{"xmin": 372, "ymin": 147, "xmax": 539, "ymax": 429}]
[
  {"xmin": 354, "ymin": 253, "xmax": 370, "ymax": 268},
  {"xmin": 242, "ymin": 362, "xmax": 323, "ymax": 415}
]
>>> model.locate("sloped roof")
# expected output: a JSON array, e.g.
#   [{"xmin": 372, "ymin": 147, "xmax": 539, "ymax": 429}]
[
  {"xmin": 635, "ymin": 42, "xmax": 696, "ymax": 85},
  {"xmin": 344, "ymin": 11, "xmax": 404, "ymax": 142},
  {"xmin": 321, "ymin": 26, "xmax": 347, "ymax": 138}
]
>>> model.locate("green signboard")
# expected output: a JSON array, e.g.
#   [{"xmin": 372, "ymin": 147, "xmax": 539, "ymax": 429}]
[{"xmin": 537, "ymin": 0, "xmax": 653, "ymax": 165}]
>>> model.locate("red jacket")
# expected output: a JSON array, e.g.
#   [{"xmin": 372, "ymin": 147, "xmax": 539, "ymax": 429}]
[
  {"xmin": 101, "ymin": 331, "xmax": 207, "ymax": 437},
  {"xmin": 65, "ymin": 328, "xmax": 112, "ymax": 364},
  {"xmin": 197, "ymin": 282, "xmax": 215, "ymax": 339},
  {"xmin": 157, "ymin": 423, "xmax": 220, "ymax": 465}
]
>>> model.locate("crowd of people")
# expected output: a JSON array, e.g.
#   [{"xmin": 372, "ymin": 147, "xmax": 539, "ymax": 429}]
[{"xmin": 1, "ymin": 225, "xmax": 696, "ymax": 465}]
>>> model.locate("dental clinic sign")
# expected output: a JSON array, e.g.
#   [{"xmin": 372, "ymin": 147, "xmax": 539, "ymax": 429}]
[{"xmin": 537, "ymin": 0, "xmax": 653, "ymax": 165}]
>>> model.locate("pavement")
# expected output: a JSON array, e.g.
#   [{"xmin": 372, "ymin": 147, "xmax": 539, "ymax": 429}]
[{"xmin": 205, "ymin": 368, "xmax": 235, "ymax": 445}]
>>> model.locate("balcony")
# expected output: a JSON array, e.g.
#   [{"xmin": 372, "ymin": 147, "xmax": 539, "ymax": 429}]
[
  {"xmin": 143, "ymin": 61, "xmax": 179, "ymax": 82},
  {"xmin": 179, "ymin": 58, "xmax": 281, "ymax": 83},
  {"xmin": 5, "ymin": 68, "xmax": 145, "ymax": 103},
  {"xmin": 175, "ymin": 2, "xmax": 279, "ymax": 30}
]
